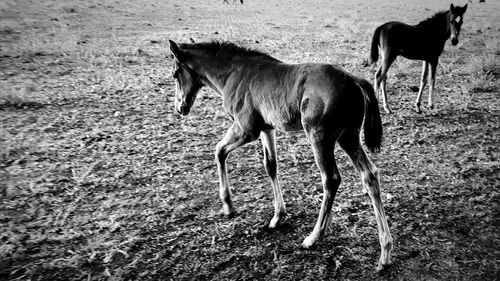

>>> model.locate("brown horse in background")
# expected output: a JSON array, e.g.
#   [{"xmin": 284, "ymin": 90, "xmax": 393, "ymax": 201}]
[
  {"xmin": 168, "ymin": 40, "xmax": 392, "ymax": 270},
  {"xmin": 222, "ymin": 0, "xmax": 243, "ymax": 4},
  {"xmin": 371, "ymin": 4, "xmax": 467, "ymax": 113}
]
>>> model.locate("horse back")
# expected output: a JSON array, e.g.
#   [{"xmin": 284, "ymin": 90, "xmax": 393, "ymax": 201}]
[
  {"xmin": 254, "ymin": 63, "xmax": 364, "ymax": 131},
  {"xmin": 224, "ymin": 62, "xmax": 364, "ymax": 133},
  {"xmin": 377, "ymin": 21, "xmax": 446, "ymax": 60}
]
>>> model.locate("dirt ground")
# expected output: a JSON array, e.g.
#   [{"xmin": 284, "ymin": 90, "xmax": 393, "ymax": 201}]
[{"xmin": 1, "ymin": 0, "xmax": 499, "ymax": 280}]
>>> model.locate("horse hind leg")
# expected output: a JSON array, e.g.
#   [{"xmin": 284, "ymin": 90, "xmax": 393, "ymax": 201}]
[
  {"xmin": 260, "ymin": 130, "xmax": 286, "ymax": 228},
  {"xmin": 376, "ymin": 49, "xmax": 396, "ymax": 114},
  {"xmin": 374, "ymin": 49, "xmax": 384, "ymax": 101},
  {"xmin": 374, "ymin": 67, "xmax": 382, "ymax": 98},
  {"xmin": 339, "ymin": 133, "xmax": 393, "ymax": 270},
  {"xmin": 301, "ymin": 127, "xmax": 341, "ymax": 248},
  {"xmin": 215, "ymin": 123, "xmax": 258, "ymax": 216},
  {"xmin": 414, "ymin": 61, "xmax": 429, "ymax": 113}
]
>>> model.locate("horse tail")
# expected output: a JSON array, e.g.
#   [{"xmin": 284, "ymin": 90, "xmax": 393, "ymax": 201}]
[
  {"xmin": 357, "ymin": 77, "xmax": 383, "ymax": 153},
  {"xmin": 370, "ymin": 25, "xmax": 382, "ymax": 63}
]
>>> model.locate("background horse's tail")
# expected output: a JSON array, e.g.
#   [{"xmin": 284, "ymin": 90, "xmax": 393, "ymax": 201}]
[
  {"xmin": 356, "ymin": 78, "xmax": 383, "ymax": 153},
  {"xmin": 370, "ymin": 25, "xmax": 382, "ymax": 63}
]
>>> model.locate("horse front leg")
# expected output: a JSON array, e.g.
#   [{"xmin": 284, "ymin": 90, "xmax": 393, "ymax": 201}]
[
  {"xmin": 215, "ymin": 123, "xmax": 256, "ymax": 216},
  {"xmin": 414, "ymin": 61, "xmax": 429, "ymax": 113},
  {"xmin": 428, "ymin": 59, "xmax": 438, "ymax": 110},
  {"xmin": 302, "ymin": 128, "xmax": 341, "ymax": 248},
  {"xmin": 260, "ymin": 129, "xmax": 286, "ymax": 228}
]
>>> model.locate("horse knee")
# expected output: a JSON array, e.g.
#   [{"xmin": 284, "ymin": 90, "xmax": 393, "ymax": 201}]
[
  {"xmin": 362, "ymin": 169, "xmax": 380, "ymax": 196},
  {"xmin": 380, "ymin": 72, "xmax": 387, "ymax": 82},
  {"xmin": 215, "ymin": 143, "xmax": 227, "ymax": 164},
  {"xmin": 322, "ymin": 173, "xmax": 341, "ymax": 197},
  {"xmin": 363, "ymin": 166, "xmax": 379, "ymax": 181},
  {"xmin": 332, "ymin": 173, "xmax": 341, "ymax": 188},
  {"xmin": 382, "ymin": 232, "xmax": 393, "ymax": 251},
  {"xmin": 263, "ymin": 154, "xmax": 277, "ymax": 177},
  {"xmin": 375, "ymin": 70, "xmax": 383, "ymax": 84}
]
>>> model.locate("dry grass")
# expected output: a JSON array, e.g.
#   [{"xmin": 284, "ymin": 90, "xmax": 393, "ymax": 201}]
[
  {"xmin": 0, "ymin": 81, "xmax": 45, "ymax": 109},
  {"xmin": 464, "ymin": 53, "xmax": 498, "ymax": 92},
  {"xmin": 1, "ymin": 0, "xmax": 499, "ymax": 280}
]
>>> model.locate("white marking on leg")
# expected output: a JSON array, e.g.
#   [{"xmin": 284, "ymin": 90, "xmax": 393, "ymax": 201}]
[
  {"xmin": 415, "ymin": 61, "xmax": 429, "ymax": 113},
  {"xmin": 302, "ymin": 130, "xmax": 340, "ymax": 248},
  {"xmin": 340, "ymin": 137, "xmax": 393, "ymax": 270},
  {"xmin": 216, "ymin": 141, "xmax": 235, "ymax": 216},
  {"xmin": 261, "ymin": 130, "xmax": 286, "ymax": 228},
  {"xmin": 215, "ymin": 123, "xmax": 255, "ymax": 216},
  {"xmin": 428, "ymin": 62, "xmax": 438, "ymax": 109},
  {"xmin": 362, "ymin": 169, "xmax": 393, "ymax": 270},
  {"xmin": 381, "ymin": 79, "xmax": 391, "ymax": 114}
]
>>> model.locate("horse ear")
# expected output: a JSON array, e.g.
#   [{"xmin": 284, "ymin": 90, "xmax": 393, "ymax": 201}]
[
  {"xmin": 169, "ymin": 40, "xmax": 181, "ymax": 60},
  {"xmin": 450, "ymin": 3, "xmax": 455, "ymax": 12},
  {"xmin": 463, "ymin": 4, "xmax": 467, "ymax": 13}
]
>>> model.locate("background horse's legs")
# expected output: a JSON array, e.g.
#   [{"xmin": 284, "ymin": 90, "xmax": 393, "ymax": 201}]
[
  {"xmin": 428, "ymin": 59, "xmax": 438, "ymax": 110},
  {"xmin": 415, "ymin": 61, "xmax": 430, "ymax": 113},
  {"xmin": 376, "ymin": 51, "xmax": 396, "ymax": 114},
  {"xmin": 260, "ymin": 130, "xmax": 286, "ymax": 228},
  {"xmin": 339, "ymin": 132, "xmax": 393, "ymax": 270},
  {"xmin": 301, "ymin": 128, "xmax": 341, "ymax": 248},
  {"xmin": 374, "ymin": 67, "xmax": 382, "ymax": 98},
  {"xmin": 215, "ymin": 123, "xmax": 257, "ymax": 216},
  {"xmin": 380, "ymin": 78, "xmax": 390, "ymax": 113}
]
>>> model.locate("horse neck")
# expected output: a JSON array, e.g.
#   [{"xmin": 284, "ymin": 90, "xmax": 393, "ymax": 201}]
[
  {"xmin": 442, "ymin": 11, "xmax": 452, "ymax": 38},
  {"xmin": 185, "ymin": 52, "xmax": 236, "ymax": 95},
  {"xmin": 419, "ymin": 11, "xmax": 451, "ymax": 40},
  {"xmin": 437, "ymin": 12, "xmax": 452, "ymax": 39}
]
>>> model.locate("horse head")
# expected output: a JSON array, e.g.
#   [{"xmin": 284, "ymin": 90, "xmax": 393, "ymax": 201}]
[
  {"xmin": 449, "ymin": 3, "xmax": 467, "ymax": 45},
  {"xmin": 169, "ymin": 40, "xmax": 203, "ymax": 116}
]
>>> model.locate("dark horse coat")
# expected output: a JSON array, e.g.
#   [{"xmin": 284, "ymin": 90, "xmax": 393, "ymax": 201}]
[
  {"xmin": 169, "ymin": 40, "xmax": 392, "ymax": 270},
  {"xmin": 371, "ymin": 4, "xmax": 467, "ymax": 113}
]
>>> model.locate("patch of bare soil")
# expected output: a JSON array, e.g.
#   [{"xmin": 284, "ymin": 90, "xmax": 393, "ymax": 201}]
[{"xmin": 1, "ymin": 0, "xmax": 499, "ymax": 280}]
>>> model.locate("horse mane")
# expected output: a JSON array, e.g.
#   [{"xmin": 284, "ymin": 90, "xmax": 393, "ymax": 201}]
[
  {"xmin": 416, "ymin": 10, "xmax": 449, "ymax": 28},
  {"xmin": 179, "ymin": 40, "xmax": 280, "ymax": 62}
]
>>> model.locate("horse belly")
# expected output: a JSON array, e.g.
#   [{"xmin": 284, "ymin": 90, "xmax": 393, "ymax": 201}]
[
  {"xmin": 400, "ymin": 44, "xmax": 435, "ymax": 61},
  {"xmin": 400, "ymin": 51, "xmax": 425, "ymax": 61},
  {"xmin": 261, "ymin": 108, "xmax": 302, "ymax": 132},
  {"xmin": 397, "ymin": 32, "xmax": 443, "ymax": 61}
]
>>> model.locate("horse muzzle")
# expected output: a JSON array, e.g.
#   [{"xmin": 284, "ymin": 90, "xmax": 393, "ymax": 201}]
[{"xmin": 451, "ymin": 37, "xmax": 459, "ymax": 46}]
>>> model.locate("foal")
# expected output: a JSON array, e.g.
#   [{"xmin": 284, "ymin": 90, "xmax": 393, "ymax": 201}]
[
  {"xmin": 371, "ymin": 4, "xmax": 467, "ymax": 113},
  {"xmin": 168, "ymin": 40, "xmax": 392, "ymax": 270}
]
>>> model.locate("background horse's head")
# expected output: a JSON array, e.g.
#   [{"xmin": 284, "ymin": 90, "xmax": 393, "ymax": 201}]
[
  {"xmin": 449, "ymin": 3, "xmax": 467, "ymax": 45},
  {"xmin": 169, "ymin": 40, "xmax": 203, "ymax": 115}
]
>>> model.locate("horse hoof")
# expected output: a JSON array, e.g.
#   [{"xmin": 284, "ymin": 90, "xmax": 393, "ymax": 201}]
[
  {"xmin": 268, "ymin": 216, "xmax": 281, "ymax": 229},
  {"xmin": 301, "ymin": 235, "xmax": 316, "ymax": 248},
  {"xmin": 376, "ymin": 261, "xmax": 392, "ymax": 272},
  {"xmin": 221, "ymin": 205, "xmax": 236, "ymax": 217},
  {"xmin": 376, "ymin": 255, "xmax": 392, "ymax": 271},
  {"xmin": 414, "ymin": 103, "xmax": 422, "ymax": 113}
]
